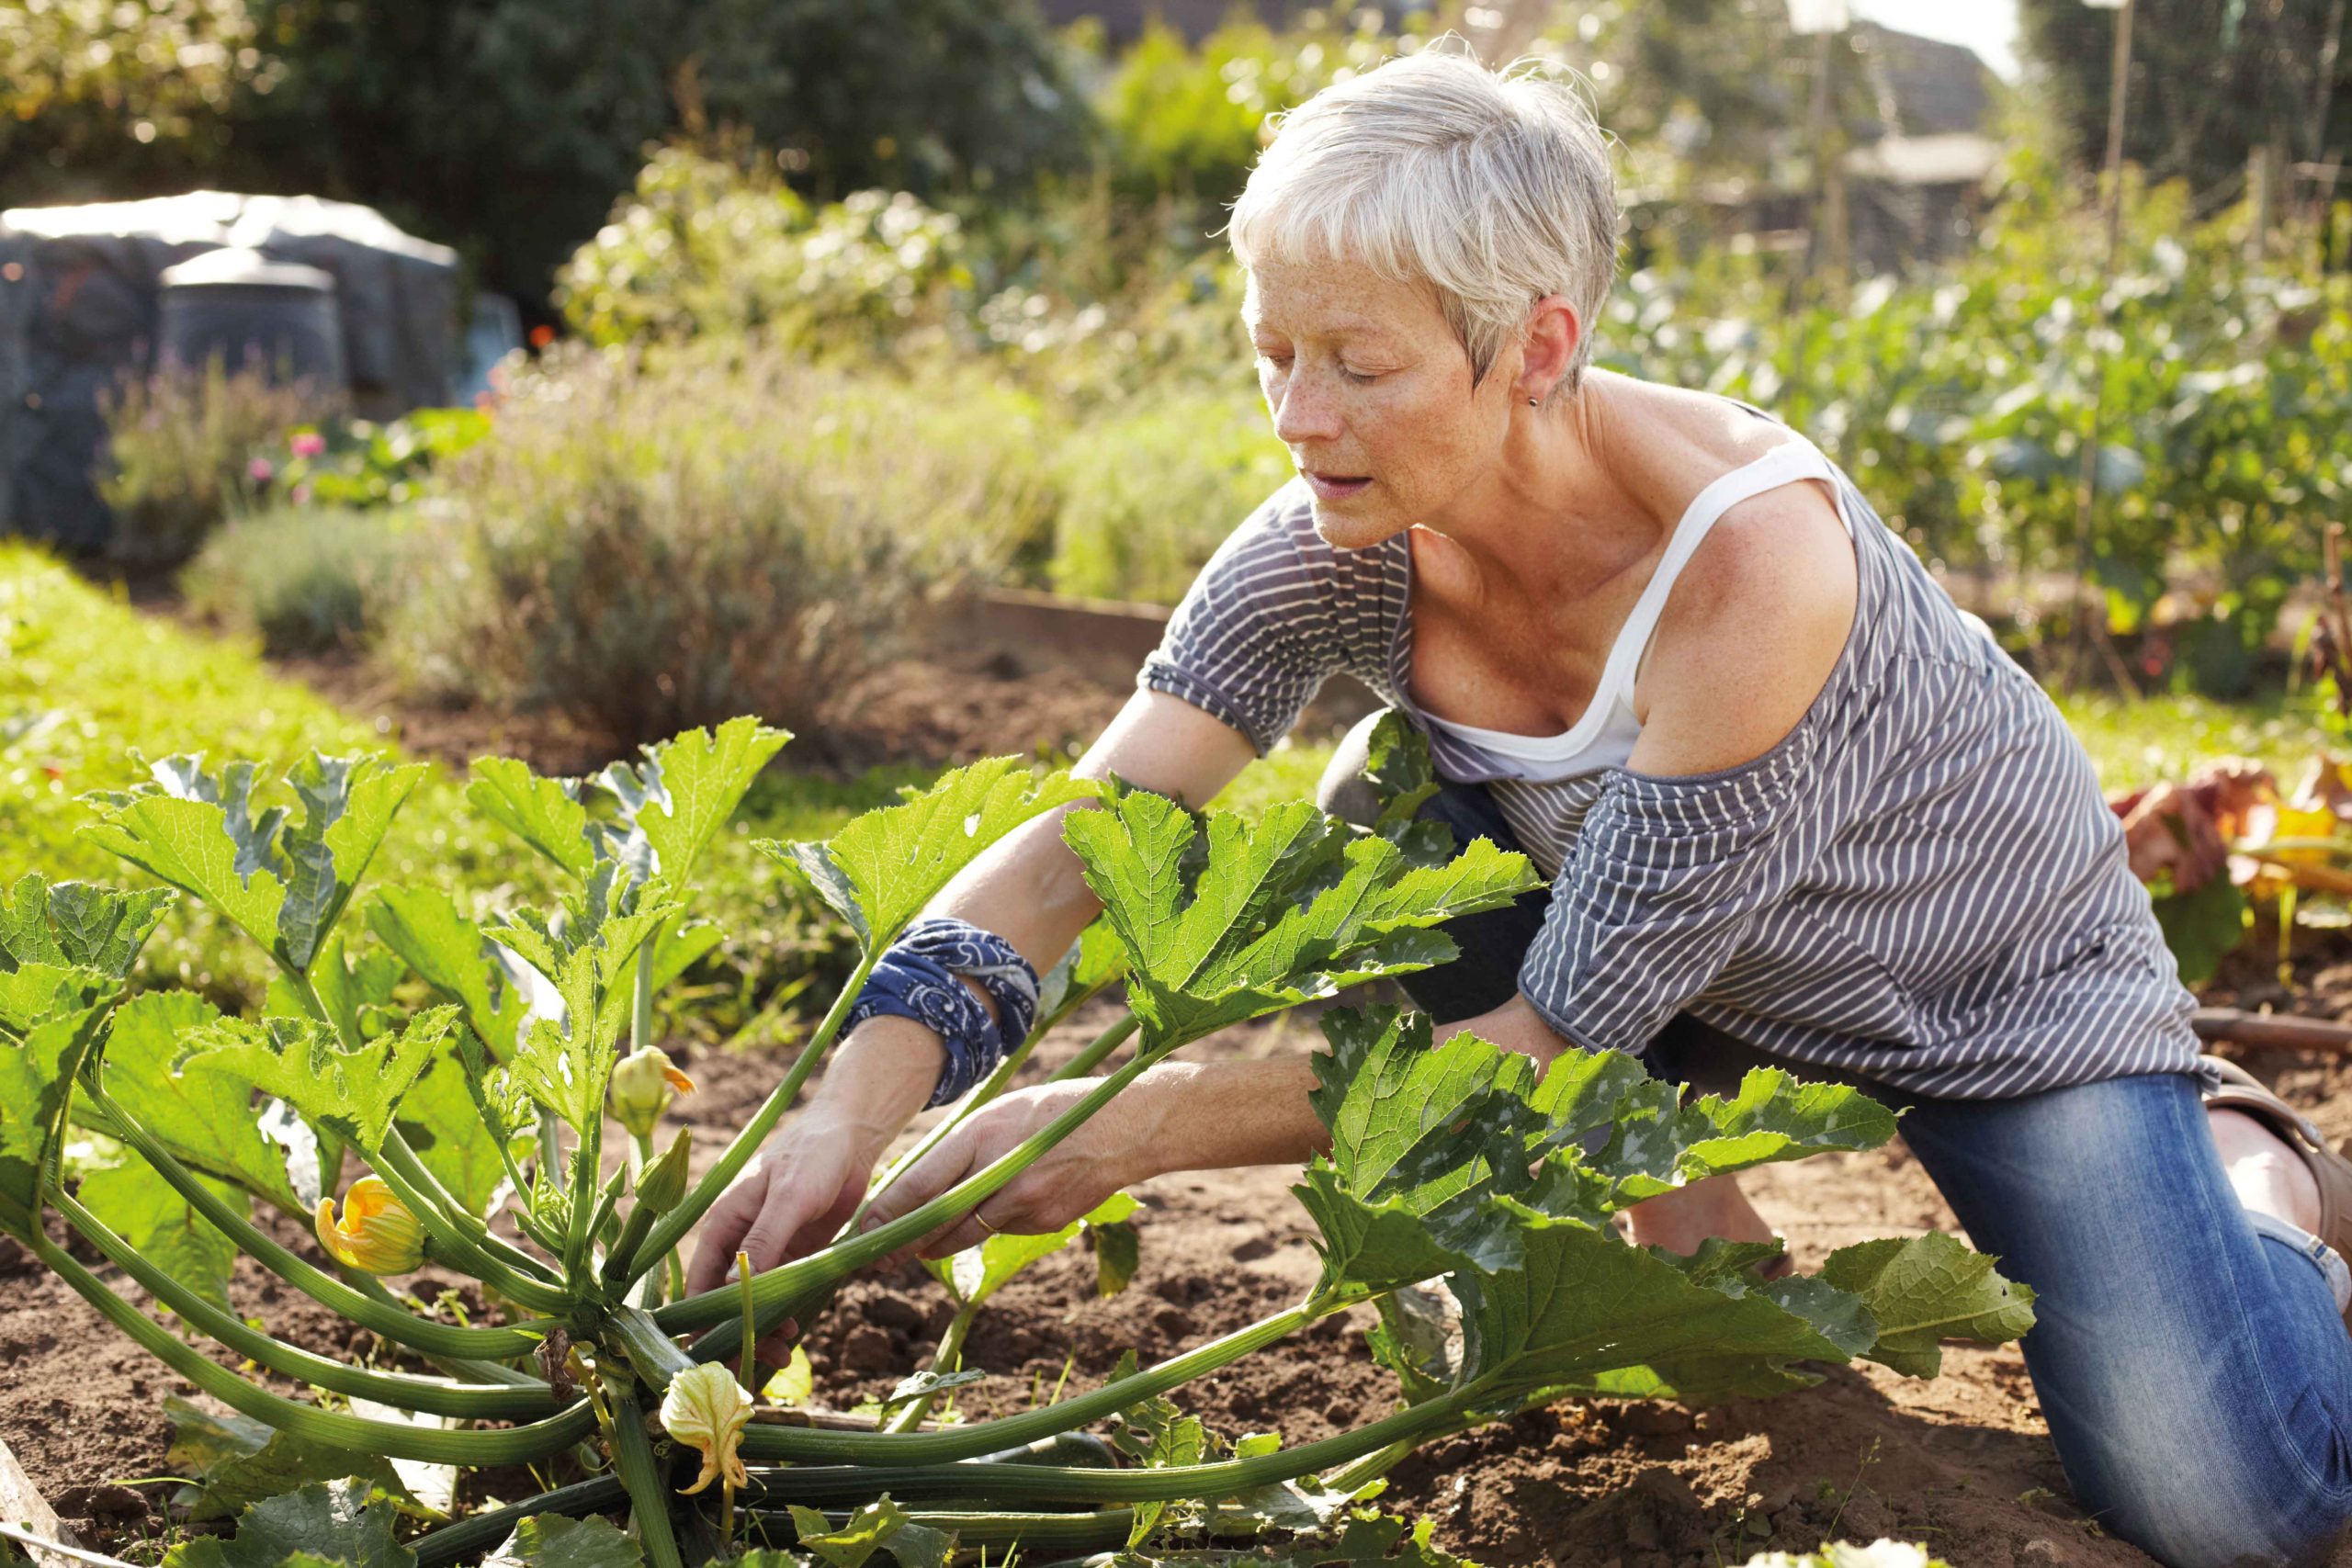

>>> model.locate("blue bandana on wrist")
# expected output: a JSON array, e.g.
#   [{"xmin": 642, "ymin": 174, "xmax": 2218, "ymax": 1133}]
[{"xmin": 846, "ymin": 917, "xmax": 1042, "ymax": 1108}]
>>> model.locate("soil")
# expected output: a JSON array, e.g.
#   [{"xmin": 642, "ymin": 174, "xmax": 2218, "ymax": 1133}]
[
  {"xmin": 17, "ymin": 628, "xmax": 2352, "ymax": 1567},
  {"xmin": 270, "ymin": 647, "xmax": 1134, "ymax": 780}
]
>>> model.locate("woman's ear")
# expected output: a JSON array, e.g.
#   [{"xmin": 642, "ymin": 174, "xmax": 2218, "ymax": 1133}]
[{"xmin": 1519, "ymin": 294, "xmax": 1582, "ymax": 400}]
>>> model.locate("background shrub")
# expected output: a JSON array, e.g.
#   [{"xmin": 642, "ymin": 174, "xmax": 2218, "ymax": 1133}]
[
  {"xmin": 96, "ymin": 361, "xmax": 335, "ymax": 569},
  {"xmin": 1046, "ymin": 389, "xmax": 1287, "ymax": 604},
  {"xmin": 381, "ymin": 339, "xmax": 1050, "ymax": 745},
  {"xmin": 182, "ymin": 503, "xmax": 421, "ymax": 656}
]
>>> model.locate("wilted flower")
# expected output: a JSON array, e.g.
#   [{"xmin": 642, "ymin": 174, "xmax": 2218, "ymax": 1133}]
[
  {"xmin": 314, "ymin": 1177, "xmax": 424, "ymax": 1274},
  {"xmin": 247, "ymin": 457, "xmax": 274, "ymax": 483},
  {"xmin": 635, "ymin": 1127, "xmax": 694, "ymax": 1213},
  {"xmin": 290, "ymin": 431, "xmax": 327, "ymax": 458},
  {"xmin": 610, "ymin": 1045, "xmax": 696, "ymax": 1139},
  {"xmin": 661, "ymin": 1362, "xmax": 751, "ymax": 1496}
]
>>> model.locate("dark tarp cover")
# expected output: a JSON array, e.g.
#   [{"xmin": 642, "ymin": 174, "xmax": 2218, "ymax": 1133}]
[{"xmin": 0, "ymin": 190, "xmax": 460, "ymax": 549}]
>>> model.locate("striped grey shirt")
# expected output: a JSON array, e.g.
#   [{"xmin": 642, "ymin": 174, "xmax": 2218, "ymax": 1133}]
[{"xmin": 1137, "ymin": 416, "xmax": 2208, "ymax": 1101}]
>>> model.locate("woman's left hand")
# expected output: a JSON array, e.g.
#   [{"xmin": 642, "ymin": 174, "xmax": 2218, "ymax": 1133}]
[{"xmin": 861, "ymin": 1078, "xmax": 1148, "ymax": 1258}]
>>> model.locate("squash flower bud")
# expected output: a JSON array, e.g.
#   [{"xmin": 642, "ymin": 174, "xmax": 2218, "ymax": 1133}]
[
  {"xmin": 610, "ymin": 1046, "xmax": 695, "ymax": 1139},
  {"xmin": 661, "ymin": 1362, "xmax": 751, "ymax": 1497},
  {"xmin": 636, "ymin": 1127, "xmax": 694, "ymax": 1213},
  {"xmin": 314, "ymin": 1177, "xmax": 424, "ymax": 1275}
]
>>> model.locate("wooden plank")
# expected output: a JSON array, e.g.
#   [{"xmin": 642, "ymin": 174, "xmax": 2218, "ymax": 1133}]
[{"xmin": 0, "ymin": 1436, "xmax": 82, "ymax": 1568}]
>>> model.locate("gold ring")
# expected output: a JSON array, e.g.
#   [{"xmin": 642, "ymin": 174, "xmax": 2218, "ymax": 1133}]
[{"xmin": 974, "ymin": 1210, "xmax": 1001, "ymax": 1235}]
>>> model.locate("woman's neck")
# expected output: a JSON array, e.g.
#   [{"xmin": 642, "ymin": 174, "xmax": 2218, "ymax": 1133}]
[{"xmin": 1408, "ymin": 371, "xmax": 1676, "ymax": 619}]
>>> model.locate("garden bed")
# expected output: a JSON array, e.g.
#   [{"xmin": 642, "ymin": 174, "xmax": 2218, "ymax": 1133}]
[{"xmin": 13, "ymin": 970, "xmax": 2352, "ymax": 1568}]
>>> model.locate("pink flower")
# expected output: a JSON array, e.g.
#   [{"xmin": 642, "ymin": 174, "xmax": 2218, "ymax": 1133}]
[
  {"xmin": 291, "ymin": 432, "xmax": 326, "ymax": 458},
  {"xmin": 291, "ymin": 483, "xmax": 312, "ymax": 504},
  {"xmin": 248, "ymin": 457, "xmax": 274, "ymax": 483}
]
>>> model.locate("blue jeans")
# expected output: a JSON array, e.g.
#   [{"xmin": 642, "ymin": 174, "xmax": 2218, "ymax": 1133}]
[{"xmin": 1356, "ymin": 755, "xmax": 2352, "ymax": 1567}]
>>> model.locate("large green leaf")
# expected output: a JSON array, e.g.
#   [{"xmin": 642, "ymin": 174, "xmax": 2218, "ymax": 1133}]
[
  {"xmin": 1063, "ymin": 795, "xmax": 1540, "ymax": 1050},
  {"xmin": 466, "ymin": 758, "xmax": 596, "ymax": 881},
  {"xmin": 395, "ymin": 1045, "xmax": 530, "ymax": 1219},
  {"xmin": 0, "ymin": 962, "xmax": 113, "ymax": 1038},
  {"xmin": 77, "ymin": 1148, "xmax": 241, "ymax": 1310},
  {"xmin": 483, "ymin": 1515, "xmax": 643, "ymax": 1568},
  {"xmin": 1817, "ymin": 1232, "xmax": 2039, "ymax": 1378},
  {"xmin": 164, "ymin": 1480, "xmax": 414, "ymax": 1568},
  {"xmin": 488, "ymin": 868, "xmax": 675, "ymax": 1129},
  {"xmin": 761, "ymin": 758, "xmax": 1102, "ymax": 952},
  {"xmin": 595, "ymin": 717, "xmax": 791, "ymax": 889},
  {"xmin": 184, "ymin": 1009, "xmax": 456, "ymax": 1154},
  {"xmin": 1451, "ymin": 1211, "xmax": 1877, "ymax": 1408},
  {"xmin": 164, "ymin": 1399, "xmax": 419, "ymax": 1523},
  {"xmin": 0, "ymin": 873, "xmax": 175, "ymax": 978},
  {"xmin": 275, "ymin": 755, "xmax": 429, "ymax": 971},
  {"xmin": 0, "ymin": 992, "xmax": 114, "ymax": 1240},
  {"xmin": 366, "ymin": 887, "xmax": 525, "ymax": 1060},
  {"xmin": 777, "ymin": 1498, "xmax": 954, "ymax": 1568},
  {"xmin": 81, "ymin": 753, "xmax": 424, "ymax": 976}
]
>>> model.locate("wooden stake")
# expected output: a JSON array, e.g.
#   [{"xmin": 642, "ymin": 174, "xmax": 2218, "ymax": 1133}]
[{"xmin": 0, "ymin": 1437, "xmax": 83, "ymax": 1568}]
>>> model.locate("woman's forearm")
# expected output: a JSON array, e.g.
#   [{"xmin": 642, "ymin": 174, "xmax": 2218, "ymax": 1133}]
[{"xmin": 1127, "ymin": 1058, "xmax": 1329, "ymax": 1174}]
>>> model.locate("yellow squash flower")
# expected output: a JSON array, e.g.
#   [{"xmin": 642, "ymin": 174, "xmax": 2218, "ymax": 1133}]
[
  {"xmin": 610, "ymin": 1046, "xmax": 697, "ymax": 1139},
  {"xmin": 660, "ymin": 1362, "xmax": 752, "ymax": 1497},
  {"xmin": 313, "ymin": 1177, "xmax": 424, "ymax": 1275}
]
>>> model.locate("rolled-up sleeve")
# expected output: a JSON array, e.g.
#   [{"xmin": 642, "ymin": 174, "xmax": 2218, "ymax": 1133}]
[
  {"xmin": 1137, "ymin": 485, "xmax": 1346, "ymax": 755},
  {"xmin": 1518, "ymin": 712, "xmax": 1857, "ymax": 1055}
]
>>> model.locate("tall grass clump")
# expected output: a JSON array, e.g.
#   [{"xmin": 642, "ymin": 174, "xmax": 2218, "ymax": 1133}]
[
  {"xmin": 97, "ymin": 358, "xmax": 338, "ymax": 568},
  {"xmin": 182, "ymin": 503, "xmax": 422, "ymax": 655},
  {"xmin": 382, "ymin": 339, "xmax": 1050, "ymax": 746}
]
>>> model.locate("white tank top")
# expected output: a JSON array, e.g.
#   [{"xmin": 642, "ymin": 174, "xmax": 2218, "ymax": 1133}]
[{"xmin": 1421, "ymin": 440, "xmax": 1850, "ymax": 782}]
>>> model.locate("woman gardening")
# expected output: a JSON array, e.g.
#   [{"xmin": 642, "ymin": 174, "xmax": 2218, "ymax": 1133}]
[{"xmin": 690, "ymin": 48, "xmax": 2352, "ymax": 1568}]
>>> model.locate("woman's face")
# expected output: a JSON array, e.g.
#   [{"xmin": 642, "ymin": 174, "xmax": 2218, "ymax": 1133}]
[{"xmin": 1243, "ymin": 254, "xmax": 1521, "ymax": 550}]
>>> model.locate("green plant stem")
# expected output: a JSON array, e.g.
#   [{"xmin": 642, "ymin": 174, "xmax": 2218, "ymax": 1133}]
[
  {"xmin": 606, "ymin": 1303, "xmax": 696, "ymax": 1392},
  {"xmin": 849, "ymin": 1010, "xmax": 1139, "ymax": 1236},
  {"xmin": 658, "ymin": 1048, "xmax": 1159, "ymax": 1335},
  {"xmin": 884, "ymin": 1301, "xmax": 976, "ymax": 1434},
  {"xmin": 622, "ymin": 950, "xmax": 878, "ymax": 1285},
  {"xmin": 362, "ymin": 1144, "xmax": 573, "ymax": 1314},
  {"xmin": 631, "ymin": 943, "xmax": 655, "ymax": 1054},
  {"xmin": 607, "ymin": 1389, "xmax": 686, "ymax": 1568},
  {"xmin": 412, "ymin": 1477, "xmax": 630, "ymax": 1568},
  {"xmin": 29, "ymin": 1230, "xmax": 595, "ymax": 1463},
  {"xmin": 1046, "ymin": 1010, "xmax": 1139, "ymax": 1083},
  {"xmin": 750, "ymin": 1507, "xmax": 1135, "ymax": 1554},
  {"xmin": 86, "ymin": 1078, "xmax": 554, "ymax": 1359},
  {"xmin": 739, "ymin": 1386, "xmax": 1479, "ymax": 1508},
  {"xmin": 737, "ymin": 1249, "xmax": 757, "ymax": 1385},
  {"xmin": 375, "ymin": 1127, "xmax": 562, "ymax": 1285},
  {"xmin": 50, "ymin": 1185, "xmax": 561, "ymax": 1421},
  {"xmin": 738, "ymin": 1299, "xmax": 1330, "ymax": 1463}
]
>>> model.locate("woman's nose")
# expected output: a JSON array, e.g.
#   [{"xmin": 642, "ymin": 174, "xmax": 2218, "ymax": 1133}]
[{"xmin": 1270, "ymin": 372, "xmax": 1342, "ymax": 446}]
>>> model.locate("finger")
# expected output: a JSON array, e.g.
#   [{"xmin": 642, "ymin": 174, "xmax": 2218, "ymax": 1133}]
[
  {"xmin": 739, "ymin": 1161, "xmax": 827, "ymax": 1278},
  {"xmin": 912, "ymin": 1204, "xmax": 1003, "ymax": 1262},
  {"xmin": 864, "ymin": 1132, "xmax": 981, "ymax": 1235},
  {"xmin": 686, "ymin": 1170, "xmax": 769, "ymax": 1297}
]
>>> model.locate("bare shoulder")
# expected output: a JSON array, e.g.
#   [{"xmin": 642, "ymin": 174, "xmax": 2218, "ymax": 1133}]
[{"xmin": 1628, "ymin": 454, "xmax": 1860, "ymax": 778}]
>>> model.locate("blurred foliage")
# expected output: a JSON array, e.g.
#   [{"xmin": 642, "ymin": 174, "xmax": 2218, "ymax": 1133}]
[
  {"xmin": 554, "ymin": 145, "xmax": 971, "ymax": 352},
  {"xmin": 2019, "ymin": 0, "xmax": 2352, "ymax": 200},
  {"xmin": 96, "ymin": 359, "xmax": 335, "ymax": 570},
  {"xmin": 182, "ymin": 504, "xmax": 424, "ymax": 656},
  {"xmin": 379, "ymin": 339, "xmax": 1051, "ymax": 746},
  {"xmin": 2, "ymin": 0, "xmax": 1083, "ymax": 315}
]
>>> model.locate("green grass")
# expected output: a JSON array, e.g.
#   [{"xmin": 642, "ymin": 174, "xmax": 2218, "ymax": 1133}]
[{"xmin": 2051, "ymin": 688, "xmax": 2321, "ymax": 793}]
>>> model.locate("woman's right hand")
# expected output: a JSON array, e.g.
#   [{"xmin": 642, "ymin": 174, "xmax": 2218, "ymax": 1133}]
[{"xmin": 684, "ymin": 1016, "xmax": 946, "ymax": 1361}]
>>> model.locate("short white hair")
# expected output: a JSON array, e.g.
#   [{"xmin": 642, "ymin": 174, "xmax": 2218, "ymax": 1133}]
[{"xmin": 1226, "ymin": 46, "xmax": 1620, "ymax": 399}]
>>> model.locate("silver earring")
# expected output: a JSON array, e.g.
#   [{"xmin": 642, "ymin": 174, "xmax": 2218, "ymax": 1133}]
[{"xmin": 1526, "ymin": 396, "xmax": 1538, "ymax": 406}]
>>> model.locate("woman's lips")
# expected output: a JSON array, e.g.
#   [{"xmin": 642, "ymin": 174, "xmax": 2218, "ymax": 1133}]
[{"xmin": 1304, "ymin": 471, "xmax": 1372, "ymax": 501}]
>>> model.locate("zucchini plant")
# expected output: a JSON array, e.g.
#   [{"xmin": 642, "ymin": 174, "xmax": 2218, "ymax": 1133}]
[{"xmin": 0, "ymin": 716, "xmax": 2035, "ymax": 1568}]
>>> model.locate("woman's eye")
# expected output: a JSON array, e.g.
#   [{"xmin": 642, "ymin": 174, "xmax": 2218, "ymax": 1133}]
[{"xmin": 1340, "ymin": 366, "xmax": 1381, "ymax": 385}]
